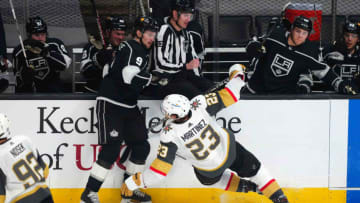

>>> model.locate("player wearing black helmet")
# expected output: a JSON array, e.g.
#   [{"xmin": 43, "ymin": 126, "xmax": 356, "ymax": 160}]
[
  {"xmin": 244, "ymin": 15, "xmax": 358, "ymax": 94},
  {"xmin": 80, "ymin": 16, "xmax": 159, "ymax": 203},
  {"xmin": 80, "ymin": 16, "xmax": 127, "ymax": 92},
  {"xmin": 12, "ymin": 16, "xmax": 71, "ymax": 93},
  {"xmin": 324, "ymin": 21, "xmax": 360, "ymax": 89}
]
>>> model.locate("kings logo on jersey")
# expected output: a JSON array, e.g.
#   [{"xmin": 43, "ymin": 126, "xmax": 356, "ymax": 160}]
[{"xmin": 271, "ymin": 54, "xmax": 294, "ymax": 77}]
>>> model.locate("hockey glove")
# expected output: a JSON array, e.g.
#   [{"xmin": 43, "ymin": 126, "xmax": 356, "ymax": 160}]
[
  {"xmin": 24, "ymin": 39, "xmax": 49, "ymax": 57},
  {"xmin": 229, "ymin": 64, "xmax": 246, "ymax": 80},
  {"xmin": 246, "ymin": 39, "xmax": 266, "ymax": 59},
  {"xmin": 339, "ymin": 80, "xmax": 359, "ymax": 95},
  {"xmin": 96, "ymin": 48, "xmax": 114, "ymax": 67}
]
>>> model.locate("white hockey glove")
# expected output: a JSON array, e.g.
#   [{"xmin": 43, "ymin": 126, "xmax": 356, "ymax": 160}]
[
  {"xmin": 121, "ymin": 172, "xmax": 145, "ymax": 197},
  {"xmin": 229, "ymin": 64, "xmax": 246, "ymax": 80}
]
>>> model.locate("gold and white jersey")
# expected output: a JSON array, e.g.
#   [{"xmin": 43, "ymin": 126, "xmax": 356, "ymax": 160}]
[{"xmin": 0, "ymin": 136, "xmax": 50, "ymax": 203}]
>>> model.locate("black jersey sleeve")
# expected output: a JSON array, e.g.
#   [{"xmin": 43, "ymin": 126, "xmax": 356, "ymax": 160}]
[
  {"xmin": 80, "ymin": 43, "xmax": 102, "ymax": 79},
  {"xmin": 46, "ymin": 38, "xmax": 71, "ymax": 71}
]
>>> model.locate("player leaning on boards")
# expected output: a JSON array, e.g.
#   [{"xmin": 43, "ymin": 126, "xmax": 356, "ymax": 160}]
[
  {"xmin": 80, "ymin": 16, "xmax": 127, "ymax": 93},
  {"xmin": 0, "ymin": 113, "xmax": 54, "ymax": 203},
  {"xmin": 324, "ymin": 21, "xmax": 360, "ymax": 88},
  {"xmin": 12, "ymin": 16, "xmax": 72, "ymax": 93},
  {"xmin": 80, "ymin": 16, "xmax": 159, "ymax": 203},
  {"xmin": 121, "ymin": 64, "xmax": 290, "ymax": 203},
  {"xmin": 245, "ymin": 15, "xmax": 358, "ymax": 95}
]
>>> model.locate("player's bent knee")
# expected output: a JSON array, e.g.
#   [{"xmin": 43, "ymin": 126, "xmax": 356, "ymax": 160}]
[
  {"xmin": 194, "ymin": 168, "xmax": 222, "ymax": 185},
  {"xmin": 128, "ymin": 140, "xmax": 150, "ymax": 163},
  {"xmin": 97, "ymin": 143, "xmax": 121, "ymax": 164}
]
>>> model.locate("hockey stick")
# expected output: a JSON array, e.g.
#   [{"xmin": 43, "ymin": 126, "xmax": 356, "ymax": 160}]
[
  {"xmin": 147, "ymin": 77, "xmax": 230, "ymax": 132},
  {"xmin": 90, "ymin": 0, "xmax": 106, "ymax": 47},
  {"xmin": 313, "ymin": 3, "xmax": 323, "ymax": 61},
  {"xmin": 138, "ymin": 0, "xmax": 146, "ymax": 16},
  {"xmin": 8, "ymin": 0, "xmax": 33, "ymax": 69}
]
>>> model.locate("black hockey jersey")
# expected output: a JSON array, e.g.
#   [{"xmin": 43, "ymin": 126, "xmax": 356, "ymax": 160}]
[
  {"xmin": 247, "ymin": 27, "xmax": 341, "ymax": 94},
  {"xmin": 80, "ymin": 43, "xmax": 108, "ymax": 93},
  {"xmin": 12, "ymin": 38, "xmax": 71, "ymax": 93},
  {"xmin": 97, "ymin": 40, "xmax": 152, "ymax": 108},
  {"xmin": 324, "ymin": 42, "xmax": 360, "ymax": 81}
]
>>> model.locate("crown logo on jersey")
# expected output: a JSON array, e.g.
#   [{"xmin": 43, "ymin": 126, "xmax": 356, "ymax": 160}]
[
  {"xmin": 191, "ymin": 99, "xmax": 200, "ymax": 110},
  {"xmin": 163, "ymin": 125, "xmax": 172, "ymax": 134},
  {"xmin": 110, "ymin": 129, "xmax": 119, "ymax": 137}
]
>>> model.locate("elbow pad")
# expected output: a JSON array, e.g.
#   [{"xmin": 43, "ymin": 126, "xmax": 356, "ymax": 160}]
[{"xmin": 122, "ymin": 65, "xmax": 141, "ymax": 84}]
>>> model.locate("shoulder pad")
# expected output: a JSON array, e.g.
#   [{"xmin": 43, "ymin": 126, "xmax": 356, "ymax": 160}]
[
  {"xmin": 160, "ymin": 124, "xmax": 175, "ymax": 143},
  {"xmin": 190, "ymin": 95, "xmax": 207, "ymax": 111}
]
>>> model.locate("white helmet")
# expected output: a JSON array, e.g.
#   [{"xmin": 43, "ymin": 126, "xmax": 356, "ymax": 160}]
[
  {"xmin": 0, "ymin": 113, "xmax": 10, "ymax": 139},
  {"xmin": 161, "ymin": 94, "xmax": 190, "ymax": 119}
]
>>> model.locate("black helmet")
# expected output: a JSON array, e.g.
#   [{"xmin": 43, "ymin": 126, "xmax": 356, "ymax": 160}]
[
  {"xmin": 292, "ymin": 16, "xmax": 312, "ymax": 32},
  {"xmin": 105, "ymin": 16, "xmax": 127, "ymax": 31},
  {"xmin": 26, "ymin": 16, "xmax": 47, "ymax": 34},
  {"xmin": 343, "ymin": 21, "xmax": 359, "ymax": 35},
  {"xmin": 171, "ymin": 0, "xmax": 195, "ymax": 13},
  {"xmin": 134, "ymin": 16, "xmax": 159, "ymax": 34}
]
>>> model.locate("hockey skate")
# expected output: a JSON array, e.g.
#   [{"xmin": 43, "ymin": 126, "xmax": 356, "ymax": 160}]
[
  {"xmin": 80, "ymin": 188, "xmax": 100, "ymax": 203},
  {"xmin": 121, "ymin": 189, "xmax": 152, "ymax": 203},
  {"xmin": 271, "ymin": 193, "xmax": 289, "ymax": 203}
]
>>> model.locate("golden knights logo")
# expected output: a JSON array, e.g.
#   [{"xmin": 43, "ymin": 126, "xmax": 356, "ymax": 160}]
[
  {"xmin": 163, "ymin": 125, "xmax": 172, "ymax": 134},
  {"xmin": 271, "ymin": 53, "xmax": 294, "ymax": 77},
  {"xmin": 191, "ymin": 99, "xmax": 201, "ymax": 110}
]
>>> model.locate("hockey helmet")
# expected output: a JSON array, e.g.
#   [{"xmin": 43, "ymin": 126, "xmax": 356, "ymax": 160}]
[
  {"xmin": 171, "ymin": 0, "xmax": 195, "ymax": 14},
  {"xmin": 292, "ymin": 15, "xmax": 312, "ymax": 32},
  {"xmin": 343, "ymin": 21, "xmax": 359, "ymax": 35},
  {"xmin": 0, "ymin": 113, "xmax": 10, "ymax": 140},
  {"xmin": 26, "ymin": 16, "xmax": 47, "ymax": 34},
  {"xmin": 161, "ymin": 94, "xmax": 190, "ymax": 119},
  {"xmin": 105, "ymin": 16, "xmax": 127, "ymax": 31},
  {"xmin": 134, "ymin": 16, "xmax": 159, "ymax": 34}
]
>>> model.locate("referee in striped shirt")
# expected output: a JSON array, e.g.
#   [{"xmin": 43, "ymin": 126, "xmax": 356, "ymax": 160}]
[{"xmin": 152, "ymin": 0, "xmax": 213, "ymax": 99}]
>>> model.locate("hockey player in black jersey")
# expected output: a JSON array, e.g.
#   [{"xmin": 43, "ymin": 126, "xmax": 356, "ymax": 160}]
[
  {"xmin": 80, "ymin": 16, "xmax": 159, "ymax": 203},
  {"xmin": 324, "ymin": 21, "xmax": 360, "ymax": 88},
  {"xmin": 152, "ymin": 0, "xmax": 213, "ymax": 99},
  {"xmin": 80, "ymin": 16, "xmax": 127, "ymax": 93},
  {"xmin": 245, "ymin": 15, "xmax": 358, "ymax": 94},
  {"xmin": 12, "ymin": 16, "xmax": 72, "ymax": 93}
]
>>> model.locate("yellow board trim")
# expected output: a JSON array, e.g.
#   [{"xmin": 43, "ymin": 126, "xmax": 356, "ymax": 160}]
[
  {"xmin": 50, "ymin": 187, "xmax": 347, "ymax": 203},
  {"xmin": 150, "ymin": 158, "xmax": 173, "ymax": 175},
  {"xmin": 11, "ymin": 184, "xmax": 48, "ymax": 203},
  {"xmin": 0, "ymin": 195, "xmax": 5, "ymax": 203},
  {"xmin": 218, "ymin": 89, "xmax": 236, "ymax": 107}
]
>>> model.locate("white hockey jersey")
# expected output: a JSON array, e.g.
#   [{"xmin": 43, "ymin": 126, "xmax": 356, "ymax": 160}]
[
  {"xmin": 142, "ymin": 77, "xmax": 244, "ymax": 187},
  {"xmin": 0, "ymin": 136, "xmax": 51, "ymax": 203}
]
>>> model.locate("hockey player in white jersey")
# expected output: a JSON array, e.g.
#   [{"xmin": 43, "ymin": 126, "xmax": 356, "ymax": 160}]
[
  {"xmin": 121, "ymin": 64, "xmax": 290, "ymax": 203},
  {"xmin": 0, "ymin": 114, "xmax": 53, "ymax": 203}
]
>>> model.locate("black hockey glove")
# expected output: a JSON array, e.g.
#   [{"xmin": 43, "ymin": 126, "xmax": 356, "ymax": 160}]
[
  {"xmin": 96, "ymin": 48, "xmax": 114, "ymax": 67},
  {"xmin": 339, "ymin": 80, "xmax": 359, "ymax": 95},
  {"xmin": 246, "ymin": 40, "xmax": 266, "ymax": 59},
  {"xmin": 24, "ymin": 39, "xmax": 49, "ymax": 57},
  {"xmin": 353, "ymin": 72, "xmax": 360, "ymax": 88}
]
